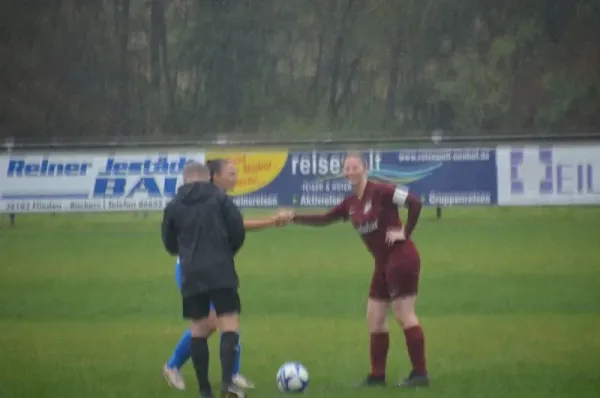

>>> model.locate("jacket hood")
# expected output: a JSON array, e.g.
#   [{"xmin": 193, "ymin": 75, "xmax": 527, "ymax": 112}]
[{"xmin": 177, "ymin": 182, "xmax": 220, "ymax": 205}]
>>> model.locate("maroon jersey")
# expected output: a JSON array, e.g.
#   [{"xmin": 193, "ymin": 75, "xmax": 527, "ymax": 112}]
[{"xmin": 294, "ymin": 181, "xmax": 422, "ymax": 265}]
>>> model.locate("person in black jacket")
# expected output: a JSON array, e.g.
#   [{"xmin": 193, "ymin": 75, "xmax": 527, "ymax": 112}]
[{"xmin": 161, "ymin": 161, "xmax": 246, "ymax": 398}]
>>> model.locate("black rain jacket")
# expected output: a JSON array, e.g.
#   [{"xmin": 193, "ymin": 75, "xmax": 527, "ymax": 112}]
[{"xmin": 161, "ymin": 182, "xmax": 245, "ymax": 296}]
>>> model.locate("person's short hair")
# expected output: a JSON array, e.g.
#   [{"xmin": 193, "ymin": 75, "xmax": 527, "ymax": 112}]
[{"xmin": 182, "ymin": 161, "xmax": 210, "ymax": 183}]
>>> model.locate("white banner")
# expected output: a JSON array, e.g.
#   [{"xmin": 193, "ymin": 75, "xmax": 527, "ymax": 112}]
[
  {"xmin": 0, "ymin": 151, "xmax": 205, "ymax": 213},
  {"xmin": 497, "ymin": 144, "xmax": 600, "ymax": 205}
]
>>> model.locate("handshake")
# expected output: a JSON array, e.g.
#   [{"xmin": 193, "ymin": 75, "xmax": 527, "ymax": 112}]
[{"xmin": 271, "ymin": 209, "xmax": 295, "ymax": 226}]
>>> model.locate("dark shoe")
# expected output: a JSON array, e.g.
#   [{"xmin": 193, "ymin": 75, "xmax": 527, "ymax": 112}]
[
  {"xmin": 354, "ymin": 374, "xmax": 386, "ymax": 388},
  {"xmin": 200, "ymin": 390, "xmax": 214, "ymax": 398},
  {"xmin": 398, "ymin": 371, "xmax": 429, "ymax": 388}
]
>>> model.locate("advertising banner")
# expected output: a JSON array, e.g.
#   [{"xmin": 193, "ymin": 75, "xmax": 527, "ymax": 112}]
[
  {"xmin": 0, "ymin": 151, "xmax": 205, "ymax": 213},
  {"xmin": 497, "ymin": 144, "xmax": 600, "ymax": 205},
  {"xmin": 1, "ymin": 148, "xmax": 498, "ymax": 213},
  {"xmin": 206, "ymin": 148, "xmax": 498, "ymax": 208}
]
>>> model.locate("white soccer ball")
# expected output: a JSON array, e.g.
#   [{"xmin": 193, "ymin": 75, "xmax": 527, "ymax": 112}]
[{"xmin": 276, "ymin": 362, "xmax": 309, "ymax": 393}]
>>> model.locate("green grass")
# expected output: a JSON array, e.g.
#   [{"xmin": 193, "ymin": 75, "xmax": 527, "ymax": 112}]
[{"xmin": 1, "ymin": 207, "xmax": 600, "ymax": 398}]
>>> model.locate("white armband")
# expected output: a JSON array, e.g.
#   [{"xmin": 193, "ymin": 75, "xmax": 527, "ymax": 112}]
[{"xmin": 392, "ymin": 186, "xmax": 409, "ymax": 206}]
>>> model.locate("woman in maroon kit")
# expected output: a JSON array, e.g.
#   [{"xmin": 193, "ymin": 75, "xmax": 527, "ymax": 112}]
[{"xmin": 282, "ymin": 152, "xmax": 429, "ymax": 388}]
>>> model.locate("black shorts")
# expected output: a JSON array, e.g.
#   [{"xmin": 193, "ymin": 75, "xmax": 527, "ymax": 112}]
[{"xmin": 182, "ymin": 288, "xmax": 241, "ymax": 320}]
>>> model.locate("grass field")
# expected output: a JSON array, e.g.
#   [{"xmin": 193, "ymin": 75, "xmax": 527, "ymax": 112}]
[{"xmin": 1, "ymin": 207, "xmax": 600, "ymax": 398}]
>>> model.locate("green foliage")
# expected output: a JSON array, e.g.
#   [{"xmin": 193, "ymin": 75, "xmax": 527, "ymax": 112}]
[{"xmin": 0, "ymin": 0, "xmax": 599, "ymax": 140}]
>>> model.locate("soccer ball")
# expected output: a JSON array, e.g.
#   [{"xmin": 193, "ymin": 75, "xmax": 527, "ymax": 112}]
[{"xmin": 276, "ymin": 362, "xmax": 309, "ymax": 393}]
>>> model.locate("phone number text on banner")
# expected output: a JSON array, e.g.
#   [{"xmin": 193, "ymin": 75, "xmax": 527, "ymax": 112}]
[
  {"xmin": 207, "ymin": 148, "xmax": 498, "ymax": 208},
  {"xmin": 0, "ymin": 151, "xmax": 205, "ymax": 213}
]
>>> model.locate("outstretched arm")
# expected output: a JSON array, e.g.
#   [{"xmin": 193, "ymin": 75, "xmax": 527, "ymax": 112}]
[
  {"xmin": 291, "ymin": 200, "xmax": 348, "ymax": 226},
  {"xmin": 244, "ymin": 217, "xmax": 277, "ymax": 231}
]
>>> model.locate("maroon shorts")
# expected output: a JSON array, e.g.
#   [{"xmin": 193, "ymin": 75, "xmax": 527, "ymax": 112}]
[{"xmin": 368, "ymin": 255, "xmax": 421, "ymax": 300}]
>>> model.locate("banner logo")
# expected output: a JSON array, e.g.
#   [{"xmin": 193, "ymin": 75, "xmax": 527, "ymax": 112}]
[
  {"xmin": 369, "ymin": 163, "xmax": 442, "ymax": 185},
  {"xmin": 510, "ymin": 148, "xmax": 553, "ymax": 195},
  {"xmin": 509, "ymin": 147, "xmax": 597, "ymax": 196},
  {"xmin": 206, "ymin": 152, "xmax": 288, "ymax": 195},
  {"xmin": 497, "ymin": 145, "xmax": 600, "ymax": 205}
]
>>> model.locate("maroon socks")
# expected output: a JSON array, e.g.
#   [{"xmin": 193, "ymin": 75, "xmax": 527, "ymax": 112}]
[
  {"xmin": 403, "ymin": 325, "xmax": 427, "ymax": 375},
  {"xmin": 369, "ymin": 325, "xmax": 427, "ymax": 378},
  {"xmin": 369, "ymin": 332, "xmax": 389, "ymax": 377}
]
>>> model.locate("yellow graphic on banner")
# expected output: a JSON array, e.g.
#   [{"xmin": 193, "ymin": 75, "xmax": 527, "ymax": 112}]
[{"xmin": 205, "ymin": 152, "xmax": 288, "ymax": 195}]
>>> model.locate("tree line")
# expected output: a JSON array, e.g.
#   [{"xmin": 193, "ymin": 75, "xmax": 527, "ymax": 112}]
[{"xmin": 1, "ymin": 0, "xmax": 599, "ymax": 142}]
